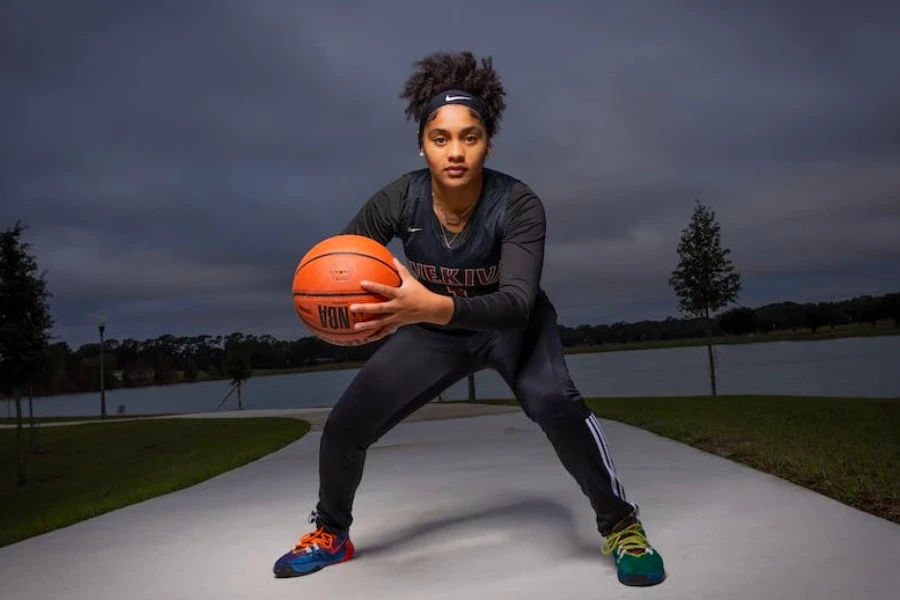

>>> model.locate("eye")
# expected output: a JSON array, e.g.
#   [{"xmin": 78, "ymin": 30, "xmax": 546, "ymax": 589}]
[{"xmin": 465, "ymin": 135, "xmax": 479, "ymax": 143}]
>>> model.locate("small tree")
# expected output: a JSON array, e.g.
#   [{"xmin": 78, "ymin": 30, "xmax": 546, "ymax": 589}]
[
  {"xmin": 669, "ymin": 201, "xmax": 741, "ymax": 396},
  {"xmin": 215, "ymin": 344, "xmax": 252, "ymax": 411},
  {"xmin": 0, "ymin": 221, "xmax": 55, "ymax": 485}
]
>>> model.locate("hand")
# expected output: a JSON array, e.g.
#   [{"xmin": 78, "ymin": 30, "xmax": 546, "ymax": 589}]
[{"xmin": 350, "ymin": 258, "xmax": 454, "ymax": 342}]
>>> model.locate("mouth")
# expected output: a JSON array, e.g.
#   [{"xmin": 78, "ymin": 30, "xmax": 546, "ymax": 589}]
[{"xmin": 445, "ymin": 166, "xmax": 468, "ymax": 177}]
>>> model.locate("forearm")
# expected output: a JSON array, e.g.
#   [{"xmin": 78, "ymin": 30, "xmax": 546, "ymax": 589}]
[{"xmin": 447, "ymin": 287, "xmax": 534, "ymax": 329}]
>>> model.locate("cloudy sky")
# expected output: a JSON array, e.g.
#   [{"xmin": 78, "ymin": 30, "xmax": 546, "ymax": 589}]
[{"xmin": 2, "ymin": 0, "xmax": 899, "ymax": 347}]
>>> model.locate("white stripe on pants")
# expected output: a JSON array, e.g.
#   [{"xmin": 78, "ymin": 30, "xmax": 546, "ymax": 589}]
[{"xmin": 585, "ymin": 414, "xmax": 626, "ymax": 501}]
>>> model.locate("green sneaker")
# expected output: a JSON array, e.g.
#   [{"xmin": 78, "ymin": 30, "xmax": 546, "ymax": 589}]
[{"xmin": 601, "ymin": 520, "xmax": 666, "ymax": 586}]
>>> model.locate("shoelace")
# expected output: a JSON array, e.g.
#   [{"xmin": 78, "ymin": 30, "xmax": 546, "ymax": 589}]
[
  {"xmin": 601, "ymin": 523, "xmax": 651, "ymax": 557},
  {"xmin": 292, "ymin": 528, "xmax": 336, "ymax": 554}
]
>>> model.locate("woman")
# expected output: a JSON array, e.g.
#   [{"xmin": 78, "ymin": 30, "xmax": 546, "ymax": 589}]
[{"xmin": 273, "ymin": 51, "xmax": 666, "ymax": 587}]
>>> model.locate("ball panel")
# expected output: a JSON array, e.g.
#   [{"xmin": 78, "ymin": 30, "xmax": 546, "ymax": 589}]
[
  {"xmin": 292, "ymin": 254, "xmax": 401, "ymax": 295},
  {"xmin": 293, "ymin": 293, "xmax": 382, "ymax": 328},
  {"xmin": 297, "ymin": 234, "xmax": 397, "ymax": 273},
  {"xmin": 295, "ymin": 297, "xmax": 381, "ymax": 347}
]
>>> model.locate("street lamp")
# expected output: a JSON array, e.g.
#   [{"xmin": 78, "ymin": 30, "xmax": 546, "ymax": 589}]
[{"xmin": 98, "ymin": 314, "xmax": 107, "ymax": 419}]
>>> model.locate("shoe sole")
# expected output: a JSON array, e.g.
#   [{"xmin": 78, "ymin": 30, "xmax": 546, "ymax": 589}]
[
  {"xmin": 274, "ymin": 563, "xmax": 326, "ymax": 578},
  {"xmin": 619, "ymin": 570, "xmax": 666, "ymax": 587},
  {"xmin": 273, "ymin": 545, "xmax": 354, "ymax": 579}
]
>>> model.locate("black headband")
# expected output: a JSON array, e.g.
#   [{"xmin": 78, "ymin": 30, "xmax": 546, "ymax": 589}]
[{"xmin": 417, "ymin": 89, "xmax": 490, "ymax": 140}]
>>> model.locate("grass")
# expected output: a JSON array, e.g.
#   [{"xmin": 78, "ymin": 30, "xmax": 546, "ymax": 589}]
[
  {"xmin": 0, "ymin": 417, "xmax": 310, "ymax": 548},
  {"xmin": 475, "ymin": 395, "xmax": 900, "ymax": 524}
]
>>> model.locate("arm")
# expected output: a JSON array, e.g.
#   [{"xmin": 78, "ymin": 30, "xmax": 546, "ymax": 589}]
[
  {"xmin": 446, "ymin": 184, "xmax": 546, "ymax": 329},
  {"xmin": 340, "ymin": 174, "xmax": 409, "ymax": 245}
]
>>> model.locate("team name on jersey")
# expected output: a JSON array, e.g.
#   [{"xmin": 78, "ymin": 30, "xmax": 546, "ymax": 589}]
[{"xmin": 407, "ymin": 260, "xmax": 500, "ymax": 287}]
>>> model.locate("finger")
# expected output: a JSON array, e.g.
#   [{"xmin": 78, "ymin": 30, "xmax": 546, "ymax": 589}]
[
  {"xmin": 354, "ymin": 315, "xmax": 393, "ymax": 331},
  {"xmin": 360, "ymin": 280, "xmax": 398, "ymax": 297},
  {"xmin": 350, "ymin": 301, "xmax": 394, "ymax": 315},
  {"xmin": 393, "ymin": 258, "xmax": 412, "ymax": 280}
]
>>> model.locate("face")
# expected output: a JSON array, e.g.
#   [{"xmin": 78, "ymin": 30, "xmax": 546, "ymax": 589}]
[{"xmin": 420, "ymin": 104, "xmax": 490, "ymax": 189}]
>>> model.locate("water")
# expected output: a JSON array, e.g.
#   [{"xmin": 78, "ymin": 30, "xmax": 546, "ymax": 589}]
[{"xmin": 8, "ymin": 336, "xmax": 899, "ymax": 418}]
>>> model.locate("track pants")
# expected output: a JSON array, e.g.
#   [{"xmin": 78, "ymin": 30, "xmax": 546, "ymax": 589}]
[{"xmin": 314, "ymin": 299, "xmax": 637, "ymax": 537}]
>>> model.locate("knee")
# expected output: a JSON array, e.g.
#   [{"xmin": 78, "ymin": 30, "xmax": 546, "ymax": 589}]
[
  {"xmin": 519, "ymin": 391, "xmax": 585, "ymax": 427},
  {"xmin": 321, "ymin": 409, "xmax": 376, "ymax": 451}
]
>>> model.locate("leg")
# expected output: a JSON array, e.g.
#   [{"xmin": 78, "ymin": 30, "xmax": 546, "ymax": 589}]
[
  {"xmin": 485, "ymin": 300, "xmax": 636, "ymax": 536},
  {"xmin": 485, "ymin": 300, "xmax": 666, "ymax": 586},
  {"xmin": 315, "ymin": 325, "xmax": 476, "ymax": 533}
]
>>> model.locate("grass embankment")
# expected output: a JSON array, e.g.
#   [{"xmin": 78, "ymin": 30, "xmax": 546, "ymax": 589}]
[
  {"xmin": 478, "ymin": 395, "xmax": 900, "ymax": 524},
  {"xmin": 0, "ymin": 417, "xmax": 310, "ymax": 548}
]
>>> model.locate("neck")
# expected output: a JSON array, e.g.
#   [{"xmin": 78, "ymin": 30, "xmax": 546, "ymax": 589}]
[{"xmin": 431, "ymin": 172, "xmax": 484, "ymax": 213}]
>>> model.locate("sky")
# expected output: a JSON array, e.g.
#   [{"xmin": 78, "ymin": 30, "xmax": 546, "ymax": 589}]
[{"xmin": 2, "ymin": 0, "xmax": 899, "ymax": 348}]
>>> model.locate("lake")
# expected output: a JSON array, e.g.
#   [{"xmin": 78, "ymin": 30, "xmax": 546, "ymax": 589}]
[{"xmin": 8, "ymin": 336, "xmax": 899, "ymax": 419}]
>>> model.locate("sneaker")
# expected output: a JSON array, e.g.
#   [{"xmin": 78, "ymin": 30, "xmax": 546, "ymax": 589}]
[
  {"xmin": 272, "ymin": 526, "xmax": 355, "ymax": 578},
  {"xmin": 601, "ymin": 520, "xmax": 666, "ymax": 586}
]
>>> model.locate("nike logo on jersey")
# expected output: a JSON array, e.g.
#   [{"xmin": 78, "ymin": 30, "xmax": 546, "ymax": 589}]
[
  {"xmin": 408, "ymin": 227, "xmax": 423, "ymax": 232},
  {"xmin": 445, "ymin": 94, "xmax": 470, "ymax": 102}
]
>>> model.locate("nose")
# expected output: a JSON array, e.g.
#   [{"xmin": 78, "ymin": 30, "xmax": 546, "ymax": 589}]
[{"xmin": 447, "ymin": 139, "xmax": 465, "ymax": 161}]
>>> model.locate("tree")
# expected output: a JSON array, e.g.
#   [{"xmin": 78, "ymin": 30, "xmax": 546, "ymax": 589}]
[
  {"xmin": 719, "ymin": 306, "xmax": 756, "ymax": 335},
  {"xmin": 219, "ymin": 343, "xmax": 252, "ymax": 410},
  {"xmin": 183, "ymin": 359, "xmax": 200, "ymax": 381},
  {"xmin": 802, "ymin": 303, "xmax": 832, "ymax": 333},
  {"xmin": 878, "ymin": 293, "xmax": 900, "ymax": 327},
  {"xmin": 669, "ymin": 201, "xmax": 741, "ymax": 396},
  {"xmin": 0, "ymin": 221, "xmax": 55, "ymax": 486}
]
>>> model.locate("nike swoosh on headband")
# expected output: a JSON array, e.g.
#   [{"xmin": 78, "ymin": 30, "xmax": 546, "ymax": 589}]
[{"xmin": 445, "ymin": 94, "xmax": 470, "ymax": 101}]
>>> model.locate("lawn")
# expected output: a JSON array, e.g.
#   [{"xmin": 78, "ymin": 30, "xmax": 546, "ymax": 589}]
[
  {"xmin": 0, "ymin": 417, "xmax": 310, "ymax": 548},
  {"xmin": 478, "ymin": 395, "xmax": 900, "ymax": 524}
]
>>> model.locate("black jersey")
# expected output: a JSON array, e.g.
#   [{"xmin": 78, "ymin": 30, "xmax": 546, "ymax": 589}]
[{"xmin": 341, "ymin": 168, "xmax": 550, "ymax": 331}]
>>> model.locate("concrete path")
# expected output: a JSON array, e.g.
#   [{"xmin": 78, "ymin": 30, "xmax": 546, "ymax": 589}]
[{"xmin": 2, "ymin": 408, "xmax": 898, "ymax": 599}]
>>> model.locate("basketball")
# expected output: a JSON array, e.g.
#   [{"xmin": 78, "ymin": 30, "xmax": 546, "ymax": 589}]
[{"xmin": 292, "ymin": 234, "xmax": 401, "ymax": 346}]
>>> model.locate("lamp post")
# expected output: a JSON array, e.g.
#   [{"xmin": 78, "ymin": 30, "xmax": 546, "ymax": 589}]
[{"xmin": 98, "ymin": 314, "xmax": 107, "ymax": 419}]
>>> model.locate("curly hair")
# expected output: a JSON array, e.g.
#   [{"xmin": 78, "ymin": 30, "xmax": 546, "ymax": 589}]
[{"xmin": 399, "ymin": 51, "xmax": 507, "ymax": 142}]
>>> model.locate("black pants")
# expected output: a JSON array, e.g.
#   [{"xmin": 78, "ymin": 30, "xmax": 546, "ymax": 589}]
[{"xmin": 314, "ymin": 299, "xmax": 637, "ymax": 537}]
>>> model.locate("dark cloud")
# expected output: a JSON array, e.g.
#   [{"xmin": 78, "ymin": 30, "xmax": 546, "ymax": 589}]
[{"xmin": 2, "ymin": 0, "xmax": 899, "ymax": 346}]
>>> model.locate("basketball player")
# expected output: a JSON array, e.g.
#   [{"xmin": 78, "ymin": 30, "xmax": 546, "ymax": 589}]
[{"xmin": 273, "ymin": 51, "xmax": 666, "ymax": 587}]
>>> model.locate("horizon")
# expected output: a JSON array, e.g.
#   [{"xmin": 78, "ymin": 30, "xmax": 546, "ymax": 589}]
[{"xmin": 48, "ymin": 289, "xmax": 895, "ymax": 350}]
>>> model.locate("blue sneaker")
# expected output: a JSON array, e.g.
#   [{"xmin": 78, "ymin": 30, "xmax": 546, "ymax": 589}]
[{"xmin": 272, "ymin": 524, "xmax": 355, "ymax": 578}]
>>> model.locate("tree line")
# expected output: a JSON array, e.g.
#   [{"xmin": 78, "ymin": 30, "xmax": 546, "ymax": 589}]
[
  {"xmin": 559, "ymin": 293, "xmax": 899, "ymax": 347},
  {"xmin": 13, "ymin": 290, "xmax": 895, "ymax": 399}
]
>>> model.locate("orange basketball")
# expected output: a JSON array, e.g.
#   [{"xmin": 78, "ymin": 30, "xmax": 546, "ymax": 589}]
[{"xmin": 292, "ymin": 234, "xmax": 401, "ymax": 346}]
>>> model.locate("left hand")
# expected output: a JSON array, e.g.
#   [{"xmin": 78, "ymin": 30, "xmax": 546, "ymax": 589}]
[{"xmin": 350, "ymin": 258, "xmax": 452, "ymax": 342}]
